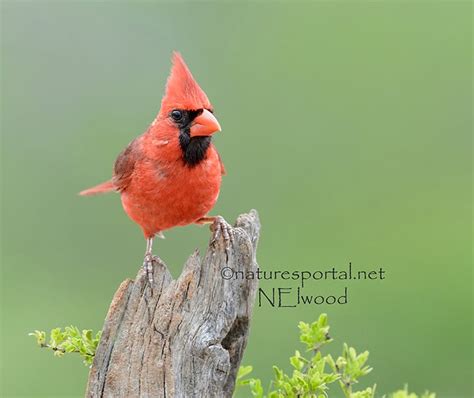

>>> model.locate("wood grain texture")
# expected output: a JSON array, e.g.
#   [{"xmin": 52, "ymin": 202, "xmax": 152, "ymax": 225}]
[{"xmin": 86, "ymin": 210, "xmax": 260, "ymax": 398}]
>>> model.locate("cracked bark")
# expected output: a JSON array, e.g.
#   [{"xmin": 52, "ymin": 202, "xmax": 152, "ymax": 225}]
[{"xmin": 86, "ymin": 210, "xmax": 260, "ymax": 398}]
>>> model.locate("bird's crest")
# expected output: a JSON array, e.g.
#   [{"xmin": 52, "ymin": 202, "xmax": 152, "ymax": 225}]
[{"xmin": 160, "ymin": 52, "xmax": 212, "ymax": 114}]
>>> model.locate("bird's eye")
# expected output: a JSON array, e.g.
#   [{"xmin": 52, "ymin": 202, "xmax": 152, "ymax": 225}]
[{"xmin": 171, "ymin": 110, "xmax": 183, "ymax": 121}]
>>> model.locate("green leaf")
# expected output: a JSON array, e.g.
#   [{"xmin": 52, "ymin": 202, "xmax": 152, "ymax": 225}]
[
  {"xmin": 273, "ymin": 365, "xmax": 283, "ymax": 381},
  {"xmin": 289, "ymin": 350, "xmax": 305, "ymax": 371},
  {"xmin": 237, "ymin": 365, "xmax": 253, "ymax": 381},
  {"xmin": 29, "ymin": 330, "xmax": 46, "ymax": 346},
  {"xmin": 249, "ymin": 378, "xmax": 264, "ymax": 398}
]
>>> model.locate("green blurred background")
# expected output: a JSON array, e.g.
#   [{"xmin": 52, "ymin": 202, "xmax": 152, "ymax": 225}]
[{"xmin": 1, "ymin": 1, "xmax": 472, "ymax": 397}]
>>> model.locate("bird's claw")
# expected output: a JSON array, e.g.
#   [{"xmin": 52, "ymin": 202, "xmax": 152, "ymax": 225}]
[
  {"xmin": 142, "ymin": 253, "xmax": 155, "ymax": 285},
  {"xmin": 210, "ymin": 216, "xmax": 233, "ymax": 254}
]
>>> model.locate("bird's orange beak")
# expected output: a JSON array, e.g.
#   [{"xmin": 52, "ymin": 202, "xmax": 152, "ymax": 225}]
[{"xmin": 190, "ymin": 109, "xmax": 221, "ymax": 137}]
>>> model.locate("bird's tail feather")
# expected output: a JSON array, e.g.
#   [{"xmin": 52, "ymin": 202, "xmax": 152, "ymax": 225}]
[{"xmin": 79, "ymin": 180, "xmax": 115, "ymax": 196}]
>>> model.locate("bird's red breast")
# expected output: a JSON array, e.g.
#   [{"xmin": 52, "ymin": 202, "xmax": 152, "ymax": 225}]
[
  {"xmin": 80, "ymin": 52, "xmax": 225, "ymax": 238},
  {"xmin": 118, "ymin": 134, "xmax": 223, "ymax": 238}
]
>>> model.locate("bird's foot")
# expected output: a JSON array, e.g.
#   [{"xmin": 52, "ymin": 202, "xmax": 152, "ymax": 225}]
[
  {"xmin": 209, "ymin": 216, "xmax": 233, "ymax": 252},
  {"xmin": 142, "ymin": 253, "xmax": 160, "ymax": 285}
]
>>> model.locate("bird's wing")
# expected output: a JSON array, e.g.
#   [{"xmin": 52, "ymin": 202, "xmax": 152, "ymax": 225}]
[{"xmin": 113, "ymin": 138, "xmax": 140, "ymax": 192}]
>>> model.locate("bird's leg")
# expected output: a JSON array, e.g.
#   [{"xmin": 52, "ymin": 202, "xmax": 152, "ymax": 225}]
[
  {"xmin": 143, "ymin": 237, "xmax": 155, "ymax": 284},
  {"xmin": 196, "ymin": 216, "xmax": 232, "ymax": 248}
]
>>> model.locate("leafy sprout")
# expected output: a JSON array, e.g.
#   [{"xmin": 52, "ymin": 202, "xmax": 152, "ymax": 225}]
[
  {"xmin": 29, "ymin": 327, "xmax": 102, "ymax": 367},
  {"xmin": 235, "ymin": 314, "xmax": 434, "ymax": 398}
]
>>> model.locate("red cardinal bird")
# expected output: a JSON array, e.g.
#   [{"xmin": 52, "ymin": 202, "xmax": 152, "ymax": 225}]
[{"xmin": 80, "ymin": 52, "xmax": 225, "ymax": 282}]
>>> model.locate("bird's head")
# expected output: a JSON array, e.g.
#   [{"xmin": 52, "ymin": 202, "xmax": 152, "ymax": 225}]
[{"xmin": 156, "ymin": 52, "xmax": 221, "ymax": 140}]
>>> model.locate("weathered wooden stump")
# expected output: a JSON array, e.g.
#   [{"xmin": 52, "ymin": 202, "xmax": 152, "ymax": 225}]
[{"xmin": 86, "ymin": 210, "xmax": 260, "ymax": 398}]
